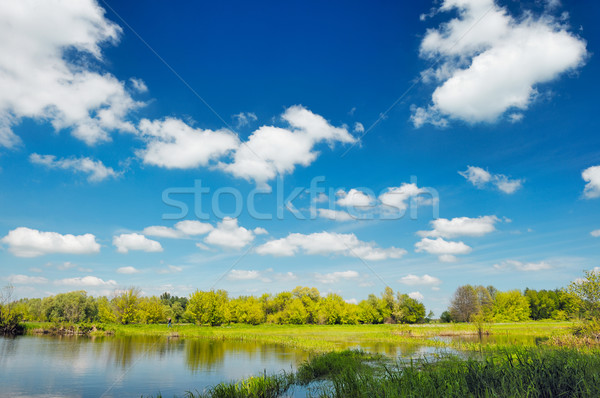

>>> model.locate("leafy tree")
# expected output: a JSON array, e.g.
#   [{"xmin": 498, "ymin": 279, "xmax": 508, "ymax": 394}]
[
  {"xmin": 440, "ymin": 311, "xmax": 453, "ymax": 323},
  {"xmin": 186, "ymin": 290, "xmax": 230, "ymax": 326},
  {"xmin": 137, "ymin": 297, "xmax": 165, "ymax": 324},
  {"xmin": 394, "ymin": 293, "xmax": 426, "ymax": 324},
  {"xmin": 113, "ymin": 287, "xmax": 141, "ymax": 324},
  {"xmin": 568, "ymin": 269, "xmax": 600, "ymax": 319},
  {"xmin": 357, "ymin": 295, "xmax": 383, "ymax": 324},
  {"xmin": 492, "ymin": 290, "xmax": 530, "ymax": 322},
  {"xmin": 97, "ymin": 296, "xmax": 117, "ymax": 323}
]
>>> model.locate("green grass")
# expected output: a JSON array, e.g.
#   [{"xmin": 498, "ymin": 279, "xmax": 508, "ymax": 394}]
[
  {"xmin": 24, "ymin": 321, "xmax": 575, "ymax": 353},
  {"xmin": 146, "ymin": 348, "xmax": 600, "ymax": 398}
]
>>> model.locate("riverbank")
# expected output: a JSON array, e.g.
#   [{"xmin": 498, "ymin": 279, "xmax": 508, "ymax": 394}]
[{"xmin": 23, "ymin": 321, "xmax": 574, "ymax": 352}]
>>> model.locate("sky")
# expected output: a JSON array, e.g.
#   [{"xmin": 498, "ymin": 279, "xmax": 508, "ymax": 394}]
[{"xmin": 0, "ymin": 0, "xmax": 599, "ymax": 315}]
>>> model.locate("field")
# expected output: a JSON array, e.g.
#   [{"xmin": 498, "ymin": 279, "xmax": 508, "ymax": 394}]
[{"xmin": 25, "ymin": 320, "xmax": 574, "ymax": 352}]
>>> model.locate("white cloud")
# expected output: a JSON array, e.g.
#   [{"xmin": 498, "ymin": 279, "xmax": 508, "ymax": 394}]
[
  {"xmin": 7, "ymin": 275, "xmax": 48, "ymax": 284},
  {"xmin": 116, "ymin": 266, "xmax": 140, "ymax": 274},
  {"xmin": 142, "ymin": 226, "xmax": 184, "ymax": 239},
  {"xmin": 221, "ymin": 105, "xmax": 355, "ymax": 187},
  {"xmin": 30, "ymin": 153, "xmax": 118, "ymax": 182},
  {"xmin": 253, "ymin": 227, "xmax": 268, "ymax": 235},
  {"xmin": 346, "ymin": 298, "xmax": 358, "ymax": 304},
  {"xmin": 2, "ymin": 227, "xmax": 100, "ymax": 257},
  {"xmin": 0, "ymin": 0, "xmax": 142, "ymax": 147},
  {"xmin": 418, "ymin": 215, "xmax": 499, "ymax": 239},
  {"xmin": 591, "ymin": 230, "xmax": 600, "ymax": 238},
  {"xmin": 57, "ymin": 261, "xmax": 77, "ymax": 271},
  {"xmin": 275, "ymin": 272, "xmax": 298, "ymax": 282},
  {"xmin": 318, "ymin": 208, "xmax": 354, "ymax": 222},
  {"xmin": 137, "ymin": 117, "xmax": 239, "ymax": 169},
  {"xmin": 412, "ymin": 0, "xmax": 587, "ymax": 126},
  {"xmin": 508, "ymin": 113, "xmax": 524, "ymax": 123},
  {"xmin": 353, "ymin": 122, "xmax": 365, "ymax": 133},
  {"xmin": 582, "ymin": 166, "xmax": 600, "ymax": 199},
  {"xmin": 158, "ymin": 265, "xmax": 183, "ymax": 274},
  {"xmin": 143, "ymin": 220, "xmax": 214, "ymax": 239},
  {"xmin": 460, "ymin": 166, "xmax": 523, "ymax": 194},
  {"xmin": 408, "ymin": 291, "xmax": 424, "ymax": 301},
  {"xmin": 314, "ymin": 270, "xmax": 359, "ymax": 284},
  {"xmin": 494, "ymin": 260, "xmax": 552, "ymax": 271},
  {"xmin": 57, "ymin": 275, "xmax": 117, "ymax": 287},
  {"xmin": 313, "ymin": 193, "xmax": 329, "ymax": 204},
  {"xmin": 336, "ymin": 189, "xmax": 375, "ymax": 207},
  {"xmin": 256, "ymin": 231, "xmax": 406, "ymax": 261},
  {"xmin": 399, "ymin": 274, "xmax": 442, "ymax": 286},
  {"xmin": 232, "ymin": 112, "xmax": 258, "ymax": 128},
  {"xmin": 113, "ymin": 233, "xmax": 163, "ymax": 254},
  {"xmin": 415, "ymin": 237, "xmax": 472, "ymax": 262},
  {"xmin": 228, "ymin": 269, "xmax": 261, "ymax": 280},
  {"xmin": 379, "ymin": 183, "xmax": 428, "ymax": 212},
  {"xmin": 129, "ymin": 78, "xmax": 148, "ymax": 93},
  {"xmin": 204, "ymin": 217, "xmax": 255, "ymax": 249}
]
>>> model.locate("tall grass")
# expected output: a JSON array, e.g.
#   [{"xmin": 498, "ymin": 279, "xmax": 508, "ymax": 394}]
[{"xmin": 174, "ymin": 348, "xmax": 600, "ymax": 398}]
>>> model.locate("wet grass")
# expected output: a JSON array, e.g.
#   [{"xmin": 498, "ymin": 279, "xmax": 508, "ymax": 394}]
[
  {"xmin": 24, "ymin": 321, "xmax": 574, "ymax": 353},
  {"xmin": 146, "ymin": 348, "xmax": 600, "ymax": 398}
]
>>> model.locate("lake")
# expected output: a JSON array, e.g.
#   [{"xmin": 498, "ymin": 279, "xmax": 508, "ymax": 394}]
[{"xmin": 0, "ymin": 335, "xmax": 449, "ymax": 398}]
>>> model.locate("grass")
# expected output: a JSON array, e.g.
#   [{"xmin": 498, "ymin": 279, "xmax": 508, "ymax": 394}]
[
  {"xmin": 145, "ymin": 348, "xmax": 600, "ymax": 398},
  {"xmin": 24, "ymin": 321, "xmax": 575, "ymax": 353}
]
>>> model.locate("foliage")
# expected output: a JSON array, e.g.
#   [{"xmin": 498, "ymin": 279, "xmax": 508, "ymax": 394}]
[
  {"xmin": 0, "ymin": 285, "xmax": 24, "ymax": 335},
  {"xmin": 491, "ymin": 290, "xmax": 531, "ymax": 322},
  {"xmin": 568, "ymin": 269, "xmax": 600, "ymax": 319},
  {"xmin": 186, "ymin": 290, "xmax": 230, "ymax": 326}
]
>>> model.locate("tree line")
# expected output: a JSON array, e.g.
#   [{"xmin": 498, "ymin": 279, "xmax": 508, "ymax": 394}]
[
  {"xmin": 442, "ymin": 270, "xmax": 600, "ymax": 323},
  {"xmin": 2, "ymin": 270, "xmax": 598, "ymax": 331},
  {"xmin": 8, "ymin": 286, "xmax": 428, "ymax": 326}
]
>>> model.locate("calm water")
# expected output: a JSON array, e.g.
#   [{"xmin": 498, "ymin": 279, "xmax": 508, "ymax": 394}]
[{"xmin": 0, "ymin": 335, "xmax": 450, "ymax": 398}]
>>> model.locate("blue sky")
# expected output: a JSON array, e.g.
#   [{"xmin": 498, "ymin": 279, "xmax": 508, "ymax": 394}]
[{"xmin": 0, "ymin": 0, "xmax": 599, "ymax": 315}]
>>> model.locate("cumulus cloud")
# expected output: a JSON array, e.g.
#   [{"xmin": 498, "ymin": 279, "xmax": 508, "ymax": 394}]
[
  {"xmin": 314, "ymin": 270, "xmax": 359, "ymax": 284},
  {"xmin": 336, "ymin": 189, "xmax": 375, "ymax": 207},
  {"xmin": 129, "ymin": 78, "xmax": 148, "ymax": 93},
  {"xmin": 113, "ymin": 233, "xmax": 163, "ymax": 253},
  {"xmin": 415, "ymin": 237, "xmax": 472, "ymax": 262},
  {"xmin": 494, "ymin": 260, "xmax": 552, "ymax": 271},
  {"xmin": 116, "ymin": 266, "xmax": 140, "ymax": 274},
  {"xmin": 412, "ymin": 0, "xmax": 587, "ymax": 126},
  {"xmin": 221, "ymin": 105, "xmax": 355, "ymax": 187},
  {"xmin": 591, "ymin": 230, "xmax": 600, "ymax": 238},
  {"xmin": 56, "ymin": 275, "xmax": 117, "ymax": 287},
  {"xmin": 318, "ymin": 208, "xmax": 355, "ymax": 222},
  {"xmin": 399, "ymin": 274, "xmax": 442, "ymax": 286},
  {"xmin": 137, "ymin": 117, "xmax": 239, "ymax": 169},
  {"xmin": 143, "ymin": 220, "xmax": 214, "ymax": 239},
  {"xmin": 408, "ymin": 291, "xmax": 424, "ymax": 301},
  {"xmin": 0, "ymin": 0, "xmax": 142, "ymax": 147},
  {"xmin": 379, "ymin": 183, "xmax": 430, "ymax": 212},
  {"xmin": 256, "ymin": 231, "xmax": 406, "ymax": 261},
  {"xmin": 7, "ymin": 275, "xmax": 48, "ymax": 284},
  {"xmin": 204, "ymin": 217, "xmax": 255, "ymax": 249},
  {"xmin": 418, "ymin": 215, "xmax": 500, "ymax": 239},
  {"xmin": 30, "ymin": 153, "xmax": 118, "ymax": 182},
  {"xmin": 460, "ymin": 166, "xmax": 523, "ymax": 194},
  {"xmin": 582, "ymin": 166, "xmax": 600, "ymax": 199},
  {"xmin": 2, "ymin": 227, "xmax": 100, "ymax": 257},
  {"xmin": 353, "ymin": 122, "xmax": 365, "ymax": 133}
]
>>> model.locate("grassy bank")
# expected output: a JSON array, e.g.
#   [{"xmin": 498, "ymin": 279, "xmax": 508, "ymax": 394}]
[
  {"xmin": 146, "ymin": 348, "xmax": 600, "ymax": 398},
  {"xmin": 24, "ymin": 321, "xmax": 574, "ymax": 353}
]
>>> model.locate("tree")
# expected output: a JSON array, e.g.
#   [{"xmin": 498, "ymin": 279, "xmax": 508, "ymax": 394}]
[
  {"xmin": 449, "ymin": 285, "xmax": 479, "ymax": 322},
  {"xmin": 186, "ymin": 290, "xmax": 230, "ymax": 326},
  {"xmin": 440, "ymin": 311, "xmax": 453, "ymax": 323},
  {"xmin": 491, "ymin": 290, "xmax": 530, "ymax": 322},
  {"xmin": 394, "ymin": 293, "xmax": 426, "ymax": 324},
  {"xmin": 568, "ymin": 269, "xmax": 600, "ymax": 319},
  {"xmin": 113, "ymin": 287, "xmax": 141, "ymax": 324}
]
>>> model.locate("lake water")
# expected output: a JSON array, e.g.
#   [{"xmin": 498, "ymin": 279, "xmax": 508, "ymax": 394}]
[{"xmin": 0, "ymin": 335, "xmax": 450, "ymax": 398}]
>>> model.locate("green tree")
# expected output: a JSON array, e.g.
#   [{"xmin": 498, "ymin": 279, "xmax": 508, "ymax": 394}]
[
  {"xmin": 449, "ymin": 285, "xmax": 479, "ymax": 322},
  {"xmin": 393, "ymin": 293, "xmax": 426, "ymax": 324},
  {"xmin": 568, "ymin": 269, "xmax": 600, "ymax": 319},
  {"xmin": 186, "ymin": 290, "xmax": 230, "ymax": 326},
  {"xmin": 492, "ymin": 290, "xmax": 530, "ymax": 322},
  {"xmin": 113, "ymin": 288, "xmax": 141, "ymax": 324}
]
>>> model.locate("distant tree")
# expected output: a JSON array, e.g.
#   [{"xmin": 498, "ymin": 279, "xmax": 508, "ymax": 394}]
[
  {"xmin": 568, "ymin": 269, "xmax": 600, "ymax": 319},
  {"xmin": 393, "ymin": 293, "xmax": 426, "ymax": 324},
  {"xmin": 449, "ymin": 285, "xmax": 479, "ymax": 322},
  {"xmin": 113, "ymin": 287, "xmax": 141, "ymax": 324},
  {"xmin": 186, "ymin": 290, "xmax": 230, "ymax": 326},
  {"xmin": 357, "ymin": 294, "xmax": 383, "ymax": 324},
  {"xmin": 137, "ymin": 297, "xmax": 165, "ymax": 324},
  {"xmin": 492, "ymin": 290, "xmax": 530, "ymax": 322},
  {"xmin": 440, "ymin": 311, "xmax": 453, "ymax": 323}
]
